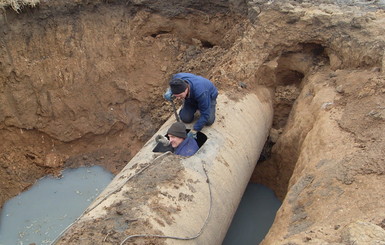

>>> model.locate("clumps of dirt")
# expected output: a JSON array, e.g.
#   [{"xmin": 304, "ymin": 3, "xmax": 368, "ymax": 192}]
[
  {"xmin": 273, "ymin": 84, "xmax": 301, "ymax": 129},
  {"xmin": 336, "ymin": 72, "xmax": 385, "ymax": 139},
  {"xmin": 378, "ymin": 219, "xmax": 385, "ymax": 230},
  {"xmin": 127, "ymin": 154, "xmax": 185, "ymax": 191},
  {"xmin": 0, "ymin": 0, "xmax": 39, "ymax": 12},
  {"xmin": 332, "ymin": 71, "xmax": 385, "ymax": 185},
  {"xmin": 64, "ymin": 147, "xmax": 133, "ymax": 175},
  {"xmin": 57, "ymin": 154, "xmax": 185, "ymax": 245},
  {"xmin": 0, "ymin": 130, "xmax": 64, "ymax": 209}
]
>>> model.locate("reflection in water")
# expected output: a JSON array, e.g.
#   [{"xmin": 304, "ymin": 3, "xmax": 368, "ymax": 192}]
[
  {"xmin": 223, "ymin": 183, "xmax": 281, "ymax": 245},
  {"xmin": 0, "ymin": 166, "xmax": 114, "ymax": 245}
]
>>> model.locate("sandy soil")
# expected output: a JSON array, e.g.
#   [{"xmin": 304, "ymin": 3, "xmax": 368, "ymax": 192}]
[{"xmin": 0, "ymin": 0, "xmax": 384, "ymax": 244}]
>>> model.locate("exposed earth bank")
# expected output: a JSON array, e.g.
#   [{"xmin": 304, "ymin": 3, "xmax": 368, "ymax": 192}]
[{"xmin": 1, "ymin": 0, "xmax": 385, "ymax": 244}]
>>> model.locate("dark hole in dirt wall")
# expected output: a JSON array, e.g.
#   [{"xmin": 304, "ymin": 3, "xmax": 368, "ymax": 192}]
[
  {"xmin": 253, "ymin": 43, "xmax": 330, "ymax": 200},
  {"xmin": 201, "ymin": 40, "xmax": 215, "ymax": 48}
]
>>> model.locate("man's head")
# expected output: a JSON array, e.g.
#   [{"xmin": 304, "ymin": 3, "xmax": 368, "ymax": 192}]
[
  {"xmin": 169, "ymin": 78, "xmax": 188, "ymax": 99},
  {"xmin": 167, "ymin": 122, "xmax": 187, "ymax": 148}
]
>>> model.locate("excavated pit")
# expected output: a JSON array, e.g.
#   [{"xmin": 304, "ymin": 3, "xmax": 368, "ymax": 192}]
[
  {"xmin": 1, "ymin": 0, "xmax": 385, "ymax": 244},
  {"xmin": 254, "ymin": 43, "xmax": 331, "ymax": 200},
  {"xmin": 0, "ymin": 1, "xmax": 244, "ymax": 209}
]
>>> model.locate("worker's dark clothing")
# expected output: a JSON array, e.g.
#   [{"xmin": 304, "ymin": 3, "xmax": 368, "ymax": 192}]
[
  {"xmin": 172, "ymin": 73, "xmax": 218, "ymax": 131},
  {"xmin": 174, "ymin": 137, "xmax": 199, "ymax": 157}
]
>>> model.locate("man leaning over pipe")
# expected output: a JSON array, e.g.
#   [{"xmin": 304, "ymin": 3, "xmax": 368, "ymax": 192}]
[{"xmin": 163, "ymin": 73, "xmax": 218, "ymax": 138}]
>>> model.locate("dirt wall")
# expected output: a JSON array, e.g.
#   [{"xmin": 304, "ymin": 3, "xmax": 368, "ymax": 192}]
[
  {"xmin": 1, "ymin": 0, "xmax": 385, "ymax": 244},
  {"xmin": 0, "ymin": 0, "xmax": 244, "ymax": 208}
]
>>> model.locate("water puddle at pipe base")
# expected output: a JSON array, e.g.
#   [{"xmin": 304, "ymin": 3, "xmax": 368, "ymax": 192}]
[
  {"xmin": 0, "ymin": 166, "xmax": 114, "ymax": 245},
  {"xmin": 1, "ymin": 167, "xmax": 280, "ymax": 245},
  {"xmin": 223, "ymin": 183, "xmax": 282, "ymax": 245}
]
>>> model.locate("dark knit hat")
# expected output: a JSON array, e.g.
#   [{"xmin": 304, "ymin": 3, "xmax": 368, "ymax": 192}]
[
  {"xmin": 169, "ymin": 78, "xmax": 188, "ymax": 95},
  {"xmin": 167, "ymin": 122, "xmax": 187, "ymax": 138}
]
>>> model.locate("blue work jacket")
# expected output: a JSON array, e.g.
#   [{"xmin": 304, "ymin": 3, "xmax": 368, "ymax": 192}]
[
  {"xmin": 173, "ymin": 73, "xmax": 218, "ymax": 131},
  {"xmin": 174, "ymin": 137, "xmax": 199, "ymax": 157}
]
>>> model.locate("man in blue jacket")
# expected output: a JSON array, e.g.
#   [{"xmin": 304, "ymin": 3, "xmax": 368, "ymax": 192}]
[
  {"xmin": 167, "ymin": 122, "xmax": 199, "ymax": 157},
  {"xmin": 164, "ymin": 73, "xmax": 218, "ymax": 138}
]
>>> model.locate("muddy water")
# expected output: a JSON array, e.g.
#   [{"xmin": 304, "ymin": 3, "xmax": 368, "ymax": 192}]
[
  {"xmin": 0, "ymin": 167, "xmax": 280, "ymax": 245},
  {"xmin": 0, "ymin": 166, "xmax": 114, "ymax": 245},
  {"xmin": 223, "ymin": 183, "xmax": 282, "ymax": 244}
]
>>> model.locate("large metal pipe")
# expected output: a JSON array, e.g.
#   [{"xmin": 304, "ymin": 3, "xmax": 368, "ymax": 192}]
[{"xmin": 55, "ymin": 91, "xmax": 273, "ymax": 245}]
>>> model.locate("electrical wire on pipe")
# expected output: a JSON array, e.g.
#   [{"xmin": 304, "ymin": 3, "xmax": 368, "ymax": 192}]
[
  {"xmin": 49, "ymin": 151, "xmax": 172, "ymax": 245},
  {"xmin": 119, "ymin": 162, "xmax": 212, "ymax": 245}
]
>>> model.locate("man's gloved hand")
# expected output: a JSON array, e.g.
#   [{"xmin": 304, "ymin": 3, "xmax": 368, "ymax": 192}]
[
  {"xmin": 187, "ymin": 129, "xmax": 198, "ymax": 139},
  {"xmin": 163, "ymin": 88, "xmax": 173, "ymax": 101},
  {"xmin": 155, "ymin": 134, "xmax": 170, "ymax": 146}
]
